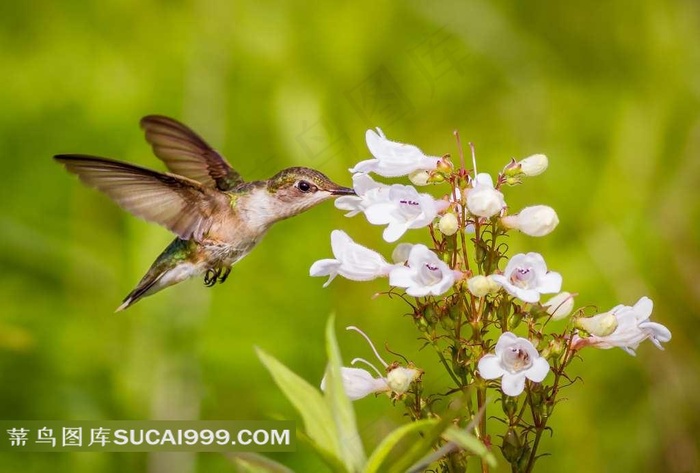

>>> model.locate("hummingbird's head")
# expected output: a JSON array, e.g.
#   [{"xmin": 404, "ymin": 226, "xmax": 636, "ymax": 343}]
[{"xmin": 264, "ymin": 167, "xmax": 355, "ymax": 220}]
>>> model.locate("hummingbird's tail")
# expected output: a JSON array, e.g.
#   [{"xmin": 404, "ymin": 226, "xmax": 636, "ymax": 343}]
[
  {"xmin": 116, "ymin": 238, "xmax": 200, "ymax": 312},
  {"xmin": 116, "ymin": 271, "xmax": 166, "ymax": 312}
]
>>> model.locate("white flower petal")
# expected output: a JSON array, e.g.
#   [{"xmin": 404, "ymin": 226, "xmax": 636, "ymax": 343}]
[
  {"xmin": 525, "ymin": 357, "xmax": 550, "ymax": 382},
  {"xmin": 322, "ymin": 367, "xmax": 389, "ymax": 401},
  {"xmin": 406, "ymin": 285, "xmax": 431, "ymax": 297},
  {"xmin": 513, "ymin": 287, "xmax": 541, "ymax": 303},
  {"xmin": 334, "ymin": 196, "xmax": 364, "ymax": 216},
  {"xmin": 537, "ymin": 271, "xmax": 562, "ymax": 294},
  {"xmin": 388, "ymin": 266, "xmax": 416, "ymax": 288},
  {"xmin": 474, "ymin": 173, "xmax": 494, "ymax": 187},
  {"xmin": 633, "ymin": 296, "xmax": 654, "ymax": 322},
  {"xmin": 494, "ymin": 332, "xmax": 519, "ymax": 357},
  {"xmin": 312, "ymin": 231, "xmax": 391, "ymax": 285},
  {"xmin": 355, "ymin": 129, "xmax": 440, "ymax": 177},
  {"xmin": 383, "ymin": 221, "xmax": 409, "ymax": 242},
  {"xmin": 501, "ymin": 372, "xmax": 527, "ymax": 397},
  {"xmin": 477, "ymin": 354, "xmax": 505, "ymax": 379},
  {"xmin": 309, "ymin": 259, "xmax": 341, "ymax": 277}
]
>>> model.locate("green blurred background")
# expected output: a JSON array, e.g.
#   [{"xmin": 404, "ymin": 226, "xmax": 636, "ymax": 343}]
[{"xmin": 1, "ymin": 0, "xmax": 698, "ymax": 471}]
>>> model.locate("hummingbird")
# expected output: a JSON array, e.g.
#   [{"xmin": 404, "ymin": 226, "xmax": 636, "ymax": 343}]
[{"xmin": 55, "ymin": 115, "xmax": 355, "ymax": 311}]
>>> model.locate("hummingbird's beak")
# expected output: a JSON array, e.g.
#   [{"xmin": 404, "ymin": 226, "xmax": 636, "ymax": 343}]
[{"xmin": 330, "ymin": 186, "xmax": 356, "ymax": 196}]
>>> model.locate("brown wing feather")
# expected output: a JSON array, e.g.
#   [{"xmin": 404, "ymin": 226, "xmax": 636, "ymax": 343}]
[
  {"xmin": 140, "ymin": 115, "xmax": 243, "ymax": 190},
  {"xmin": 54, "ymin": 154, "xmax": 229, "ymax": 242}
]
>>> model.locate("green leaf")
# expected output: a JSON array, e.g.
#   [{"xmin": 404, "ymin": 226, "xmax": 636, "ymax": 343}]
[
  {"xmin": 323, "ymin": 315, "xmax": 367, "ymax": 472},
  {"xmin": 443, "ymin": 426, "xmax": 497, "ymax": 467},
  {"xmin": 384, "ymin": 416, "xmax": 453, "ymax": 473},
  {"xmin": 226, "ymin": 452, "xmax": 295, "ymax": 473},
  {"xmin": 363, "ymin": 419, "xmax": 440, "ymax": 473},
  {"xmin": 298, "ymin": 429, "xmax": 351, "ymax": 473},
  {"xmin": 255, "ymin": 347, "xmax": 344, "ymax": 469}
]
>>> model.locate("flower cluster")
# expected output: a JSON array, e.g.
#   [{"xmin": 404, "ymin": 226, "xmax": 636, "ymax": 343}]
[{"xmin": 308, "ymin": 128, "xmax": 672, "ymax": 472}]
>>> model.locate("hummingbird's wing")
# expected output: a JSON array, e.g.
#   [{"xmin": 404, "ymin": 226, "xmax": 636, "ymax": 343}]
[
  {"xmin": 140, "ymin": 115, "xmax": 244, "ymax": 191},
  {"xmin": 55, "ymin": 154, "xmax": 229, "ymax": 242}
]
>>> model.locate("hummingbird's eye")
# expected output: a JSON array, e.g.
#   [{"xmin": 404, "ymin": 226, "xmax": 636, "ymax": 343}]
[{"xmin": 296, "ymin": 180, "xmax": 316, "ymax": 193}]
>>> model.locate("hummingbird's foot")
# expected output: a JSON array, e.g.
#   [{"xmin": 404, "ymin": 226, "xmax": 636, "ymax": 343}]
[
  {"xmin": 218, "ymin": 267, "xmax": 231, "ymax": 284},
  {"xmin": 204, "ymin": 269, "xmax": 219, "ymax": 287}
]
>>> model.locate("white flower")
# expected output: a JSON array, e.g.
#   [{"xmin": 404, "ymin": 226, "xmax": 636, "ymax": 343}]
[
  {"xmin": 519, "ymin": 154, "xmax": 548, "ymax": 176},
  {"xmin": 543, "ymin": 292, "xmax": 575, "ymax": 320},
  {"xmin": 310, "ymin": 230, "xmax": 394, "ymax": 286},
  {"xmin": 501, "ymin": 205, "xmax": 559, "ymax": 237},
  {"xmin": 320, "ymin": 367, "xmax": 389, "ymax": 400},
  {"xmin": 321, "ymin": 326, "xmax": 419, "ymax": 401},
  {"xmin": 350, "ymin": 128, "xmax": 440, "ymax": 177},
  {"xmin": 466, "ymin": 173, "xmax": 506, "ymax": 218},
  {"xmin": 467, "ymin": 275, "xmax": 500, "ymax": 297},
  {"xmin": 572, "ymin": 297, "xmax": 672, "ymax": 356},
  {"xmin": 389, "ymin": 244, "xmax": 460, "ymax": 297},
  {"xmin": 363, "ymin": 184, "xmax": 448, "ymax": 242},
  {"xmin": 336, "ymin": 174, "xmax": 446, "ymax": 243},
  {"xmin": 334, "ymin": 173, "xmax": 390, "ymax": 217},
  {"xmin": 478, "ymin": 332, "xmax": 550, "ymax": 396},
  {"xmin": 491, "ymin": 252, "xmax": 562, "ymax": 303},
  {"xmin": 438, "ymin": 212, "xmax": 459, "ymax": 236}
]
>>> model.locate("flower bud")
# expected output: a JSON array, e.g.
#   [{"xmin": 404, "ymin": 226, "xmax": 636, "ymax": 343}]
[
  {"xmin": 467, "ymin": 275, "xmax": 491, "ymax": 297},
  {"xmin": 543, "ymin": 292, "xmax": 575, "ymax": 320},
  {"xmin": 505, "ymin": 175, "xmax": 523, "ymax": 186},
  {"xmin": 427, "ymin": 171, "xmax": 445, "ymax": 183},
  {"xmin": 501, "ymin": 428, "xmax": 523, "ymax": 463},
  {"xmin": 386, "ymin": 366, "xmax": 420, "ymax": 394},
  {"xmin": 438, "ymin": 212, "xmax": 459, "ymax": 236},
  {"xmin": 575, "ymin": 312, "xmax": 618, "ymax": 337},
  {"xmin": 408, "ymin": 170, "xmax": 431, "ymax": 186},
  {"xmin": 436, "ymin": 156, "xmax": 454, "ymax": 174},
  {"xmin": 519, "ymin": 154, "xmax": 548, "ymax": 176},
  {"xmin": 541, "ymin": 337, "xmax": 566, "ymax": 359},
  {"xmin": 501, "ymin": 205, "xmax": 559, "ymax": 237},
  {"xmin": 466, "ymin": 174, "xmax": 506, "ymax": 218}
]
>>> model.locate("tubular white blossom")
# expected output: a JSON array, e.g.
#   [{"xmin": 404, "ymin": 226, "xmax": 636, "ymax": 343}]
[
  {"xmin": 478, "ymin": 332, "xmax": 550, "ymax": 397},
  {"xmin": 309, "ymin": 230, "xmax": 394, "ymax": 286},
  {"xmin": 572, "ymin": 297, "xmax": 672, "ymax": 355},
  {"xmin": 320, "ymin": 367, "xmax": 389, "ymax": 401},
  {"xmin": 363, "ymin": 184, "xmax": 448, "ymax": 242},
  {"xmin": 389, "ymin": 244, "xmax": 461, "ymax": 297},
  {"xmin": 466, "ymin": 173, "xmax": 506, "ymax": 218},
  {"xmin": 334, "ymin": 173, "xmax": 391, "ymax": 217},
  {"xmin": 350, "ymin": 128, "xmax": 441, "ymax": 177},
  {"xmin": 501, "ymin": 205, "xmax": 559, "ymax": 237},
  {"xmin": 491, "ymin": 252, "xmax": 562, "ymax": 303}
]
